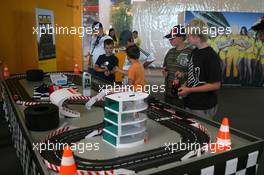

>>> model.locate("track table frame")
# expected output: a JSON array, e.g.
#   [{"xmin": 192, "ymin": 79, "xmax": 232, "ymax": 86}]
[{"xmin": 1, "ymin": 72, "xmax": 264, "ymax": 175}]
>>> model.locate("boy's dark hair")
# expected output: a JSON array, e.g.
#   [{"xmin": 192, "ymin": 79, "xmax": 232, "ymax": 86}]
[
  {"xmin": 133, "ymin": 30, "xmax": 138, "ymax": 34},
  {"xmin": 92, "ymin": 21, "xmax": 103, "ymax": 29},
  {"xmin": 119, "ymin": 30, "xmax": 133, "ymax": 46},
  {"xmin": 126, "ymin": 45, "xmax": 140, "ymax": 59},
  {"xmin": 104, "ymin": 39, "xmax": 114, "ymax": 47}
]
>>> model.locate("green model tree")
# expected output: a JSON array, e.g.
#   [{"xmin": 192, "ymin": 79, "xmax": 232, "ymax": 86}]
[{"xmin": 111, "ymin": 2, "xmax": 133, "ymax": 37}]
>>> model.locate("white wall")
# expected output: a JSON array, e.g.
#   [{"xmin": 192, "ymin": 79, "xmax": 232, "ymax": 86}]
[{"xmin": 99, "ymin": 0, "xmax": 111, "ymax": 31}]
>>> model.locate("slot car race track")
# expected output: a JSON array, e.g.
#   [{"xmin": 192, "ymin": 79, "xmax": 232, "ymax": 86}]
[{"xmin": 4, "ymin": 72, "xmax": 211, "ymax": 173}]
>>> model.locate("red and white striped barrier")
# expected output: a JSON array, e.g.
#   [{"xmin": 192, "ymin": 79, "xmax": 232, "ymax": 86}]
[
  {"xmin": 43, "ymin": 159, "xmax": 134, "ymax": 175},
  {"xmin": 41, "ymin": 126, "xmax": 135, "ymax": 175},
  {"xmin": 188, "ymin": 118, "xmax": 209, "ymax": 135},
  {"xmin": 41, "ymin": 124, "xmax": 75, "ymax": 142},
  {"xmin": 8, "ymin": 74, "xmax": 27, "ymax": 79},
  {"xmin": 85, "ymin": 129, "xmax": 103, "ymax": 139},
  {"xmin": 68, "ymin": 96, "xmax": 93, "ymax": 101},
  {"xmin": 45, "ymin": 72, "xmax": 76, "ymax": 77},
  {"xmin": 44, "ymin": 159, "xmax": 60, "ymax": 172},
  {"xmin": 77, "ymin": 169, "xmax": 115, "ymax": 175},
  {"xmin": 16, "ymin": 100, "xmax": 51, "ymax": 106}
]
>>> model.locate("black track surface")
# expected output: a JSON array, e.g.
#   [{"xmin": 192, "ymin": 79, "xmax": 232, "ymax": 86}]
[{"xmin": 5, "ymin": 73, "xmax": 211, "ymax": 173}]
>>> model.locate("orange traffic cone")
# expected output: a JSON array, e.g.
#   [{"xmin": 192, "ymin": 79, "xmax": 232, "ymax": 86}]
[
  {"xmin": 60, "ymin": 145, "xmax": 77, "ymax": 175},
  {"xmin": 212, "ymin": 117, "xmax": 232, "ymax": 153},
  {"xmin": 74, "ymin": 64, "xmax": 81, "ymax": 75},
  {"xmin": 3, "ymin": 65, "xmax": 10, "ymax": 79}
]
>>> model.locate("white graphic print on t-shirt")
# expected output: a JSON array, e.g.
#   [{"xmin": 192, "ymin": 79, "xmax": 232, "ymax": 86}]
[{"xmin": 187, "ymin": 56, "xmax": 206, "ymax": 87}]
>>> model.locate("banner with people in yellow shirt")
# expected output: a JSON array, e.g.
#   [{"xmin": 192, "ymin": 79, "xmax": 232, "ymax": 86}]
[{"xmin": 185, "ymin": 11, "xmax": 264, "ymax": 87}]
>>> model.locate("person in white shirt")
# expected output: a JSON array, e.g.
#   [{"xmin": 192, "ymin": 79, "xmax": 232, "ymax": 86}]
[{"xmin": 88, "ymin": 21, "xmax": 112, "ymax": 66}]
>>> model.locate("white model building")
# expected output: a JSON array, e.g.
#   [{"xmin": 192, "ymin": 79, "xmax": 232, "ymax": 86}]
[{"xmin": 103, "ymin": 91, "xmax": 149, "ymax": 148}]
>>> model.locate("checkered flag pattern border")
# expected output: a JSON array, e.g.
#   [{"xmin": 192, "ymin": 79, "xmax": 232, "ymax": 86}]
[{"xmin": 198, "ymin": 151, "xmax": 259, "ymax": 175}]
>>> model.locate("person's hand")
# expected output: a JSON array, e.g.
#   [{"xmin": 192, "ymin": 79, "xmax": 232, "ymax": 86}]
[
  {"xmin": 114, "ymin": 67, "xmax": 122, "ymax": 73},
  {"xmin": 101, "ymin": 66, "xmax": 108, "ymax": 70},
  {"xmin": 113, "ymin": 67, "xmax": 118, "ymax": 72},
  {"xmin": 85, "ymin": 52, "xmax": 91, "ymax": 58},
  {"xmin": 178, "ymin": 87, "xmax": 192, "ymax": 97},
  {"xmin": 104, "ymin": 70, "xmax": 110, "ymax": 76},
  {"xmin": 162, "ymin": 68, "xmax": 168, "ymax": 77},
  {"xmin": 172, "ymin": 79, "xmax": 180, "ymax": 87}
]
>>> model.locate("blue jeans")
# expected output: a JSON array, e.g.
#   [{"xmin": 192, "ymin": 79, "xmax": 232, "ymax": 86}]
[{"xmin": 186, "ymin": 105, "xmax": 218, "ymax": 120}]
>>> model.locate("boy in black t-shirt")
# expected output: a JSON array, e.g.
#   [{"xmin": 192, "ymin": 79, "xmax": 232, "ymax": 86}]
[
  {"xmin": 94, "ymin": 39, "xmax": 118, "ymax": 82},
  {"xmin": 178, "ymin": 19, "xmax": 221, "ymax": 120}
]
